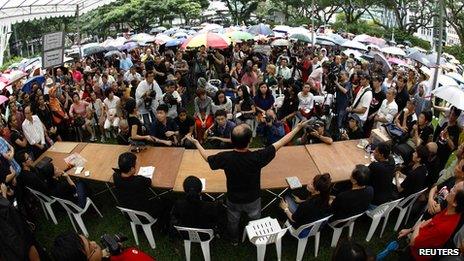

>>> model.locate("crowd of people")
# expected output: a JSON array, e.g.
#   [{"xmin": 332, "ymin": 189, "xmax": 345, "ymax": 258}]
[{"xmin": 1, "ymin": 33, "xmax": 464, "ymax": 260}]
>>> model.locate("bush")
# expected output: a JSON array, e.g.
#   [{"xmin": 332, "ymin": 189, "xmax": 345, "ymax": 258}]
[
  {"xmin": 443, "ymin": 45, "xmax": 464, "ymax": 64},
  {"xmin": 0, "ymin": 56, "xmax": 24, "ymax": 71},
  {"xmin": 385, "ymin": 29, "xmax": 431, "ymax": 51}
]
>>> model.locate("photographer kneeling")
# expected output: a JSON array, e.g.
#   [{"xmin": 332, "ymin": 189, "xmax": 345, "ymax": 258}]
[
  {"xmin": 256, "ymin": 110, "xmax": 286, "ymax": 146},
  {"xmin": 52, "ymin": 232, "xmax": 155, "ymax": 261},
  {"xmin": 297, "ymin": 120, "xmax": 333, "ymax": 145},
  {"xmin": 204, "ymin": 109, "xmax": 236, "ymax": 149}
]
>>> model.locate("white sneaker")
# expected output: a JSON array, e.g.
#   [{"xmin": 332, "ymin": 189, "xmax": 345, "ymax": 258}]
[
  {"xmin": 100, "ymin": 136, "xmax": 106, "ymax": 143},
  {"xmin": 90, "ymin": 136, "xmax": 96, "ymax": 142}
]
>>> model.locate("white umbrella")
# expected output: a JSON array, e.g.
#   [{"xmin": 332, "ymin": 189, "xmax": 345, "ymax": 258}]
[
  {"xmin": 288, "ymin": 27, "xmax": 310, "ymax": 35},
  {"xmin": 447, "ymin": 72, "xmax": 464, "ymax": 85},
  {"xmin": 353, "ymin": 34, "xmax": 371, "ymax": 43},
  {"xmin": 173, "ymin": 32, "xmax": 188, "ymax": 39},
  {"xmin": 154, "ymin": 34, "xmax": 173, "ymax": 45},
  {"xmin": 341, "ymin": 40, "xmax": 368, "ymax": 51},
  {"xmin": 438, "ymin": 74, "xmax": 458, "ymax": 87},
  {"xmin": 343, "ymin": 49, "xmax": 362, "ymax": 58},
  {"xmin": 381, "ymin": 46, "xmax": 406, "ymax": 57},
  {"xmin": 432, "ymin": 85, "xmax": 464, "ymax": 110},
  {"xmin": 374, "ymin": 53, "xmax": 393, "ymax": 73},
  {"xmin": 131, "ymin": 33, "xmax": 156, "ymax": 43}
]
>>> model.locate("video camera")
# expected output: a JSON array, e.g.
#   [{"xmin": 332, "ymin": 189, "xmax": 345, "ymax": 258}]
[
  {"xmin": 163, "ymin": 93, "xmax": 178, "ymax": 106},
  {"xmin": 323, "ymin": 61, "xmax": 340, "ymax": 94},
  {"xmin": 100, "ymin": 233, "xmax": 128, "ymax": 256},
  {"xmin": 143, "ymin": 90, "xmax": 157, "ymax": 108}
]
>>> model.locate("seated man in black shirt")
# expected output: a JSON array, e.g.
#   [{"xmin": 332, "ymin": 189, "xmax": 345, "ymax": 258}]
[
  {"xmin": 434, "ymin": 106, "xmax": 461, "ymax": 170},
  {"xmin": 330, "ymin": 165, "xmax": 373, "ymax": 221},
  {"xmin": 16, "ymin": 152, "xmax": 48, "ymax": 194},
  {"xmin": 175, "ymin": 108, "xmax": 195, "ymax": 147},
  {"xmin": 113, "ymin": 152, "xmax": 168, "ymax": 225},
  {"xmin": 204, "ymin": 109, "xmax": 236, "ymax": 149},
  {"xmin": 187, "ymin": 119, "xmax": 309, "ymax": 243},
  {"xmin": 298, "ymin": 120, "xmax": 333, "ymax": 145},
  {"xmin": 368, "ymin": 142, "xmax": 395, "ymax": 206},
  {"xmin": 341, "ymin": 113, "xmax": 364, "ymax": 140},
  {"xmin": 149, "ymin": 104, "xmax": 179, "ymax": 146}
]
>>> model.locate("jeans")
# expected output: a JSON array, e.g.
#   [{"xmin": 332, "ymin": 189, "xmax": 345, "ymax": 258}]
[
  {"xmin": 337, "ymin": 109, "xmax": 347, "ymax": 129},
  {"xmin": 227, "ymin": 198, "xmax": 261, "ymax": 241},
  {"xmin": 75, "ymin": 181, "xmax": 88, "ymax": 208}
]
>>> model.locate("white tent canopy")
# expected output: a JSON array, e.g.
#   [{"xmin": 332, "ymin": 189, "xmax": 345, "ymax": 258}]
[{"xmin": 0, "ymin": 0, "xmax": 118, "ymax": 66}]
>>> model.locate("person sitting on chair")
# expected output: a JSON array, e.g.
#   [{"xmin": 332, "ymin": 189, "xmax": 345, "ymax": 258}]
[
  {"xmin": 149, "ymin": 104, "xmax": 178, "ymax": 146},
  {"xmin": 340, "ymin": 114, "xmax": 364, "ymax": 140},
  {"xmin": 204, "ymin": 109, "xmax": 236, "ymax": 149},
  {"xmin": 256, "ymin": 109, "xmax": 286, "ymax": 146}
]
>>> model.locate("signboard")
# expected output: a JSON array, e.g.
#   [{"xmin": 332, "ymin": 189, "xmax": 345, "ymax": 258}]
[
  {"xmin": 42, "ymin": 49, "xmax": 64, "ymax": 69},
  {"xmin": 42, "ymin": 31, "xmax": 65, "ymax": 69},
  {"xmin": 43, "ymin": 32, "xmax": 64, "ymax": 52}
]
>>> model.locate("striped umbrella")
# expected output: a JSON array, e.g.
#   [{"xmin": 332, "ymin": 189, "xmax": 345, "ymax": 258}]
[{"xmin": 181, "ymin": 32, "xmax": 231, "ymax": 49}]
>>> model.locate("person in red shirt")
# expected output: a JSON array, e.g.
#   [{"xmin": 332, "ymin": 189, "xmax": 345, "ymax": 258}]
[
  {"xmin": 398, "ymin": 181, "xmax": 464, "ymax": 260},
  {"xmin": 52, "ymin": 232, "xmax": 155, "ymax": 261}
]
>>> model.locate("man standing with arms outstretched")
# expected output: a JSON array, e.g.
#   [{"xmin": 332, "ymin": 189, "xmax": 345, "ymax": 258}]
[{"xmin": 186, "ymin": 120, "xmax": 308, "ymax": 244}]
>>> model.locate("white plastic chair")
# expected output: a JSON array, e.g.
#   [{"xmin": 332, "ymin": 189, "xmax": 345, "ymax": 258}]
[
  {"xmin": 243, "ymin": 217, "xmax": 288, "ymax": 261},
  {"xmin": 365, "ymin": 198, "xmax": 403, "ymax": 242},
  {"xmin": 393, "ymin": 188, "xmax": 427, "ymax": 231},
  {"xmin": 26, "ymin": 186, "xmax": 58, "ymax": 225},
  {"xmin": 174, "ymin": 226, "xmax": 214, "ymax": 261},
  {"xmin": 286, "ymin": 215, "xmax": 333, "ymax": 260},
  {"xmin": 328, "ymin": 212, "xmax": 365, "ymax": 247},
  {"xmin": 117, "ymin": 207, "xmax": 157, "ymax": 249},
  {"xmin": 53, "ymin": 197, "xmax": 102, "ymax": 237}
]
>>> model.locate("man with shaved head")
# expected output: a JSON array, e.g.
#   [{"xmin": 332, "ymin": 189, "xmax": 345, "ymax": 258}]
[{"xmin": 187, "ymin": 120, "xmax": 308, "ymax": 244}]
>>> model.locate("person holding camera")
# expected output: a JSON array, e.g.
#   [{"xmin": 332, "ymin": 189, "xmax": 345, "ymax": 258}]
[
  {"xmin": 149, "ymin": 104, "xmax": 179, "ymax": 146},
  {"xmin": 297, "ymin": 120, "xmax": 333, "ymax": 145},
  {"xmin": 52, "ymin": 232, "xmax": 155, "ymax": 261},
  {"xmin": 340, "ymin": 114, "xmax": 364, "ymax": 140},
  {"xmin": 256, "ymin": 109, "xmax": 286, "ymax": 146},
  {"xmin": 204, "ymin": 109, "xmax": 235, "ymax": 149},
  {"xmin": 135, "ymin": 71, "xmax": 163, "ymax": 129},
  {"xmin": 276, "ymin": 57, "xmax": 291, "ymax": 80},
  {"xmin": 161, "ymin": 80, "xmax": 182, "ymax": 119}
]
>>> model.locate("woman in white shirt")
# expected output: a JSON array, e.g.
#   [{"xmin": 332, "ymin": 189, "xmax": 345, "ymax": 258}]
[
  {"xmin": 212, "ymin": 90, "xmax": 233, "ymax": 119},
  {"xmin": 297, "ymin": 83, "xmax": 314, "ymax": 120}
]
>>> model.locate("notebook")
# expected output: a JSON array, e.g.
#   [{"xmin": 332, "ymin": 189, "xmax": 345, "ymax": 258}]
[
  {"xmin": 286, "ymin": 177, "xmax": 302, "ymax": 189},
  {"xmin": 137, "ymin": 166, "xmax": 155, "ymax": 179}
]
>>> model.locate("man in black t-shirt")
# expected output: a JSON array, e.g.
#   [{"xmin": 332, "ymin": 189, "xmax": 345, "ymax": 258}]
[
  {"xmin": 149, "ymin": 104, "xmax": 178, "ymax": 146},
  {"xmin": 175, "ymin": 108, "xmax": 195, "ymax": 147},
  {"xmin": 186, "ymin": 120, "xmax": 309, "ymax": 243},
  {"xmin": 368, "ymin": 142, "xmax": 395, "ymax": 206}
]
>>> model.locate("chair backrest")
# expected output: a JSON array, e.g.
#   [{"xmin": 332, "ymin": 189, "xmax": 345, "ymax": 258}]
[
  {"xmin": 330, "ymin": 212, "xmax": 365, "ymax": 228},
  {"xmin": 246, "ymin": 217, "xmax": 287, "ymax": 245},
  {"xmin": 250, "ymin": 227, "xmax": 289, "ymax": 245},
  {"xmin": 174, "ymin": 226, "xmax": 214, "ymax": 243},
  {"xmin": 294, "ymin": 215, "xmax": 333, "ymax": 238},
  {"xmin": 369, "ymin": 198, "xmax": 404, "ymax": 217},
  {"xmin": 53, "ymin": 196, "xmax": 83, "ymax": 214},
  {"xmin": 117, "ymin": 206, "xmax": 156, "ymax": 225},
  {"xmin": 26, "ymin": 186, "xmax": 54, "ymax": 203},
  {"xmin": 398, "ymin": 188, "xmax": 427, "ymax": 209}
]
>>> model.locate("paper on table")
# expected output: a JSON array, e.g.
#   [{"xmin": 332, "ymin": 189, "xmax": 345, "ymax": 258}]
[
  {"xmin": 75, "ymin": 167, "xmax": 84, "ymax": 175},
  {"xmin": 137, "ymin": 166, "xmax": 155, "ymax": 179},
  {"xmin": 200, "ymin": 178, "xmax": 206, "ymax": 191}
]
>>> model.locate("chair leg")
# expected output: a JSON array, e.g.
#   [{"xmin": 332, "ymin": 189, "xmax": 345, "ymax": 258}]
[
  {"xmin": 314, "ymin": 232, "xmax": 321, "ymax": 257},
  {"xmin": 200, "ymin": 241, "xmax": 211, "ymax": 261},
  {"xmin": 348, "ymin": 222, "xmax": 356, "ymax": 238},
  {"xmin": 90, "ymin": 201, "xmax": 103, "ymax": 217},
  {"xmin": 366, "ymin": 217, "xmax": 381, "ymax": 242},
  {"xmin": 40, "ymin": 202, "xmax": 48, "ymax": 220},
  {"xmin": 331, "ymin": 227, "xmax": 343, "ymax": 247},
  {"xmin": 184, "ymin": 240, "xmax": 191, "ymax": 261},
  {"xmin": 404, "ymin": 205, "xmax": 413, "ymax": 225},
  {"xmin": 296, "ymin": 237, "xmax": 309, "ymax": 261},
  {"xmin": 380, "ymin": 213, "xmax": 391, "ymax": 238},
  {"xmin": 45, "ymin": 203, "xmax": 58, "ymax": 225},
  {"xmin": 130, "ymin": 223, "xmax": 139, "ymax": 246},
  {"xmin": 394, "ymin": 208, "xmax": 407, "ymax": 231},
  {"xmin": 68, "ymin": 213, "xmax": 78, "ymax": 234},
  {"xmin": 142, "ymin": 224, "xmax": 156, "ymax": 249},
  {"xmin": 75, "ymin": 214, "xmax": 89, "ymax": 237},
  {"xmin": 257, "ymin": 245, "xmax": 267, "ymax": 261},
  {"xmin": 276, "ymin": 239, "xmax": 283, "ymax": 261},
  {"xmin": 241, "ymin": 229, "xmax": 247, "ymax": 242}
]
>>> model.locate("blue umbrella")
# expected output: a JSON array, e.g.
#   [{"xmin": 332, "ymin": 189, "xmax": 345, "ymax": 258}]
[
  {"xmin": 165, "ymin": 38, "xmax": 185, "ymax": 47},
  {"xmin": 22, "ymin": 75, "xmax": 45, "ymax": 93},
  {"xmin": 248, "ymin": 23, "xmax": 273, "ymax": 36}
]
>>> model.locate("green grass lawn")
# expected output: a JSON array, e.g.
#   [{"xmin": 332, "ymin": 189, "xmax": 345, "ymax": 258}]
[{"xmin": 34, "ymin": 180, "xmax": 405, "ymax": 260}]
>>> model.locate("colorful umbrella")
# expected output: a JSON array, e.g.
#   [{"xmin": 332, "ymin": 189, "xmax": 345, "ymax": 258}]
[
  {"xmin": 22, "ymin": 75, "xmax": 45, "ymax": 93},
  {"xmin": 226, "ymin": 31, "xmax": 254, "ymax": 42},
  {"xmin": 0, "ymin": 95, "xmax": 8, "ymax": 105},
  {"xmin": 248, "ymin": 23, "xmax": 273, "ymax": 36},
  {"xmin": 290, "ymin": 33, "xmax": 312, "ymax": 43},
  {"xmin": 181, "ymin": 32, "xmax": 230, "ymax": 49}
]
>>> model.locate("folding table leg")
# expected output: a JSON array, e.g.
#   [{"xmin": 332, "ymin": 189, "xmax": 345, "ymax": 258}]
[{"xmin": 262, "ymin": 188, "xmax": 288, "ymax": 211}]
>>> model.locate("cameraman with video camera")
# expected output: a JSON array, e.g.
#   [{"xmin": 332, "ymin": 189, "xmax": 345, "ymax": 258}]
[
  {"xmin": 52, "ymin": 232, "xmax": 155, "ymax": 261},
  {"xmin": 256, "ymin": 109, "xmax": 286, "ymax": 146},
  {"xmin": 135, "ymin": 71, "xmax": 163, "ymax": 129},
  {"xmin": 297, "ymin": 120, "xmax": 333, "ymax": 145}
]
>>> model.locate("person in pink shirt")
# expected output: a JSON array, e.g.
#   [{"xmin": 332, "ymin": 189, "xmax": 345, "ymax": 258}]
[
  {"xmin": 69, "ymin": 92, "xmax": 94, "ymax": 141},
  {"xmin": 240, "ymin": 66, "xmax": 258, "ymax": 95},
  {"xmin": 71, "ymin": 65, "xmax": 83, "ymax": 83}
]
